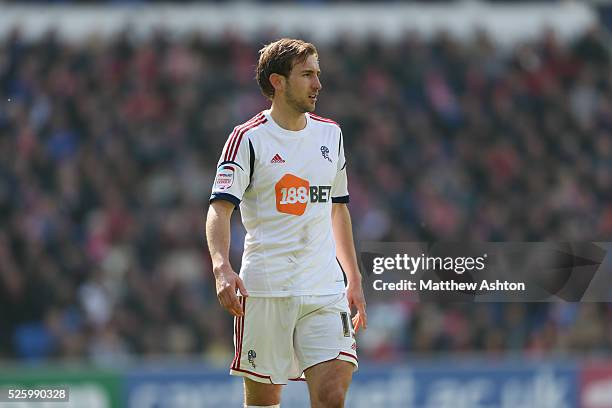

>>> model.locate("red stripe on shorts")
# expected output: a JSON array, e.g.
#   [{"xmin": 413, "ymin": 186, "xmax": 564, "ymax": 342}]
[
  {"xmin": 236, "ymin": 297, "xmax": 246, "ymax": 369},
  {"xmin": 231, "ymin": 315, "xmax": 241, "ymax": 369},
  {"xmin": 231, "ymin": 367, "xmax": 273, "ymax": 383},
  {"xmin": 339, "ymin": 351, "xmax": 358, "ymax": 362}
]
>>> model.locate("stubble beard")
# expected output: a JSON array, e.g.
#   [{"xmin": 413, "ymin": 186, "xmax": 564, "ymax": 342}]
[{"xmin": 285, "ymin": 84, "xmax": 314, "ymax": 113}]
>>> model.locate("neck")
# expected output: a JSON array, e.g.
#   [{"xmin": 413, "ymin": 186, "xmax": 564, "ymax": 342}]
[{"xmin": 269, "ymin": 101, "xmax": 307, "ymax": 132}]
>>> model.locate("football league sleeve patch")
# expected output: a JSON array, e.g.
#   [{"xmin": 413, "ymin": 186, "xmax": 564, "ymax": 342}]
[{"xmin": 210, "ymin": 130, "xmax": 251, "ymax": 208}]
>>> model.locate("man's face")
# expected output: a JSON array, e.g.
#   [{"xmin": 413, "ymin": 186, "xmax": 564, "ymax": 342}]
[{"xmin": 283, "ymin": 54, "xmax": 322, "ymax": 113}]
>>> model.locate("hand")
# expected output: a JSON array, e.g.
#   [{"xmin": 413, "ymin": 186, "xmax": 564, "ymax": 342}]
[
  {"xmin": 214, "ymin": 264, "xmax": 249, "ymax": 316},
  {"xmin": 346, "ymin": 281, "xmax": 367, "ymax": 333}
]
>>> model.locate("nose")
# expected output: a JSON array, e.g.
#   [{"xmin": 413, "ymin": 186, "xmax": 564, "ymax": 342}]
[{"xmin": 313, "ymin": 76, "xmax": 322, "ymax": 91}]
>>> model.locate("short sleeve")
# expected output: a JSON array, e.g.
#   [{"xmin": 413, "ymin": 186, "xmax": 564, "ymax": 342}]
[
  {"xmin": 210, "ymin": 128, "xmax": 252, "ymax": 208},
  {"xmin": 331, "ymin": 130, "xmax": 349, "ymax": 203}
]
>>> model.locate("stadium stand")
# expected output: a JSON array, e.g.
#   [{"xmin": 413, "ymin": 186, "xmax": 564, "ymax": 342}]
[{"xmin": 0, "ymin": 23, "xmax": 611, "ymax": 365}]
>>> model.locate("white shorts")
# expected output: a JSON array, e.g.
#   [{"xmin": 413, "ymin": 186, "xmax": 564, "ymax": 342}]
[{"xmin": 229, "ymin": 293, "xmax": 358, "ymax": 385}]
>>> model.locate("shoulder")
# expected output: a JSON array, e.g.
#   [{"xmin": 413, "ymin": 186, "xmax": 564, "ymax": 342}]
[
  {"xmin": 231, "ymin": 111, "xmax": 269, "ymax": 136},
  {"xmin": 308, "ymin": 113, "xmax": 341, "ymax": 131},
  {"xmin": 223, "ymin": 112, "xmax": 268, "ymax": 161},
  {"xmin": 308, "ymin": 113, "xmax": 343, "ymax": 151},
  {"xmin": 226, "ymin": 112, "xmax": 269, "ymax": 145}
]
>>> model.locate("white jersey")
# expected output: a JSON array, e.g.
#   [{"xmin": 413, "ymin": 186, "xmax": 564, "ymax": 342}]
[{"xmin": 210, "ymin": 110, "xmax": 349, "ymax": 297}]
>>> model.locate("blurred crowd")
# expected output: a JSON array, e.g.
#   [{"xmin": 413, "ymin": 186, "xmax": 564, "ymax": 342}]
[{"xmin": 0, "ymin": 25, "xmax": 611, "ymax": 364}]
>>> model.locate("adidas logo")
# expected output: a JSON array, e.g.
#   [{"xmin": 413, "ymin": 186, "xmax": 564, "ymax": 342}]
[{"xmin": 271, "ymin": 154, "xmax": 286, "ymax": 164}]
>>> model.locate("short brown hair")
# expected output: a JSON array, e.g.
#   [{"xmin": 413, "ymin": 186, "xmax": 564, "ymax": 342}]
[{"xmin": 256, "ymin": 38, "xmax": 318, "ymax": 100}]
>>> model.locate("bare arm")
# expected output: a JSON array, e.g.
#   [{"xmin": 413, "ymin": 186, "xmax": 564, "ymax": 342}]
[
  {"xmin": 332, "ymin": 203, "xmax": 367, "ymax": 332},
  {"xmin": 206, "ymin": 200, "xmax": 248, "ymax": 316}
]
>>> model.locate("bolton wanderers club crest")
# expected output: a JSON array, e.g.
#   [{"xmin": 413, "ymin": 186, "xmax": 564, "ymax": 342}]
[
  {"xmin": 247, "ymin": 349, "xmax": 257, "ymax": 369},
  {"xmin": 320, "ymin": 146, "xmax": 332, "ymax": 163}
]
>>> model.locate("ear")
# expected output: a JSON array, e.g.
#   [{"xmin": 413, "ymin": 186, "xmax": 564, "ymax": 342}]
[{"xmin": 269, "ymin": 73, "xmax": 285, "ymax": 94}]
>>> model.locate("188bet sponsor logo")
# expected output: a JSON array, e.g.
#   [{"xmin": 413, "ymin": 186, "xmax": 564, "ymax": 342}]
[{"xmin": 275, "ymin": 173, "xmax": 331, "ymax": 216}]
